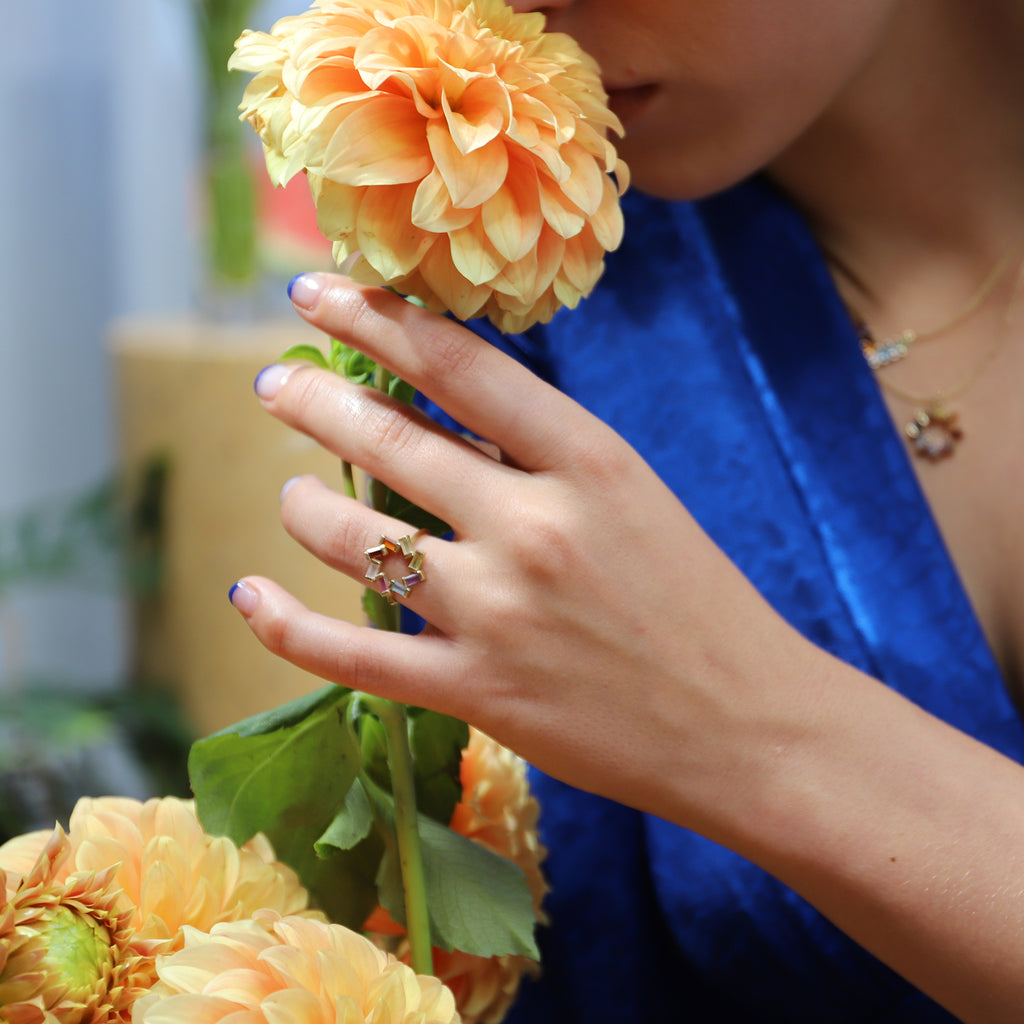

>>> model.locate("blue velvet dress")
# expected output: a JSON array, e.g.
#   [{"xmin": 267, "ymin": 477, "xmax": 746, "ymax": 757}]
[{"xmin": 453, "ymin": 178, "xmax": 1024, "ymax": 1022}]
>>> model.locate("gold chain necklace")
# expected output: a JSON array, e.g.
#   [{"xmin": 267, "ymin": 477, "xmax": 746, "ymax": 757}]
[
  {"xmin": 857, "ymin": 249, "xmax": 1017, "ymax": 369},
  {"xmin": 856, "ymin": 320, "xmax": 1008, "ymax": 459},
  {"xmin": 853, "ymin": 253, "xmax": 1023, "ymax": 460}
]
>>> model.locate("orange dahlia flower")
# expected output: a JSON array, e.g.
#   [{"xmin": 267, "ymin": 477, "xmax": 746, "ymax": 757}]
[
  {"xmin": 230, "ymin": 0, "xmax": 628, "ymax": 332},
  {"xmin": 366, "ymin": 729, "xmax": 547, "ymax": 1023},
  {"xmin": 0, "ymin": 827, "xmax": 151, "ymax": 1024},
  {"xmin": 132, "ymin": 910, "xmax": 460, "ymax": 1024},
  {"xmin": 451, "ymin": 728, "xmax": 547, "ymax": 919},
  {"xmin": 0, "ymin": 796, "xmax": 319, "ymax": 964}
]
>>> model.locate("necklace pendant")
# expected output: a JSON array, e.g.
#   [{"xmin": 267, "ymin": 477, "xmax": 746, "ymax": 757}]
[
  {"xmin": 904, "ymin": 405, "xmax": 963, "ymax": 460},
  {"xmin": 862, "ymin": 328, "xmax": 916, "ymax": 369}
]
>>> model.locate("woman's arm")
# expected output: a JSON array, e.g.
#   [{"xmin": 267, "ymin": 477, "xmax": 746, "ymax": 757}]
[{"xmin": 232, "ymin": 273, "xmax": 1024, "ymax": 1023}]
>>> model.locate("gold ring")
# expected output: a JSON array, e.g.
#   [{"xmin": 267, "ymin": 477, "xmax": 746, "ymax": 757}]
[{"xmin": 363, "ymin": 535, "xmax": 426, "ymax": 605}]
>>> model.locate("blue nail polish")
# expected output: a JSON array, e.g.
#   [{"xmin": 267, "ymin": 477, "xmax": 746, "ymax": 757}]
[
  {"xmin": 288, "ymin": 273, "xmax": 323, "ymax": 309},
  {"xmin": 229, "ymin": 579, "xmax": 258, "ymax": 614},
  {"xmin": 254, "ymin": 364, "xmax": 273, "ymax": 395},
  {"xmin": 280, "ymin": 476, "xmax": 302, "ymax": 502},
  {"xmin": 254, "ymin": 364, "xmax": 294, "ymax": 399}
]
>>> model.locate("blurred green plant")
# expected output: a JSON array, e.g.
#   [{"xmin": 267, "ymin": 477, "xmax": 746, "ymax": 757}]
[
  {"xmin": 0, "ymin": 459, "xmax": 193, "ymax": 842},
  {"xmin": 194, "ymin": 0, "xmax": 263, "ymax": 284}
]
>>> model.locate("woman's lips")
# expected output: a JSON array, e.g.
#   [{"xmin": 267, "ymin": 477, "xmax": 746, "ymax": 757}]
[{"xmin": 605, "ymin": 83, "xmax": 657, "ymax": 129}]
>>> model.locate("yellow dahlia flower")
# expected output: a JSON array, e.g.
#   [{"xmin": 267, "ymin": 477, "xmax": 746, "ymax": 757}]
[
  {"xmin": 0, "ymin": 827, "xmax": 151, "ymax": 1024},
  {"xmin": 230, "ymin": 0, "xmax": 628, "ymax": 332},
  {"xmin": 366, "ymin": 729, "xmax": 547, "ymax": 1023},
  {"xmin": 0, "ymin": 796, "xmax": 319, "ymax": 962},
  {"xmin": 133, "ymin": 910, "xmax": 460, "ymax": 1024}
]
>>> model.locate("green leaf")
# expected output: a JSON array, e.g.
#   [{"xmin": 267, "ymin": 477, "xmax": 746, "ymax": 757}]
[
  {"xmin": 366, "ymin": 781, "xmax": 539, "ymax": 958},
  {"xmin": 407, "ymin": 708, "xmax": 469, "ymax": 825},
  {"xmin": 188, "ymin": 684, "xmax": 378, "ymax": 925},
  {"xmin": 279, "ymin": 343, "xmax": 330, "ymax": 369},
  {"xmin": 341, "ymin": 347, "xmax": 377, "ymax": 383},
  {"xmin": 352, "ymin": 699, "xmax": 466, "ymax": 827},
  {"xmin": 354, "ymin": 704, "xmax": 391, "ymax": 791},
  {"xmin": 316, "ymin": 775, "xmax": 375, "ymax": 854}
]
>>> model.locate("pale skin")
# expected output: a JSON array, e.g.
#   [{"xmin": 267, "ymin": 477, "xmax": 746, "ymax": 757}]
[{"xmin": 230, "ymin": 1, "xmax": 1024, "ymax": 1020}]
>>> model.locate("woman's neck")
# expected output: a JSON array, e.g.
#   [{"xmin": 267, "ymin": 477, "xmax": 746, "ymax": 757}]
[{"xmin": 768, "ymin": 0, "xmax": 1024, "ymax": 304}]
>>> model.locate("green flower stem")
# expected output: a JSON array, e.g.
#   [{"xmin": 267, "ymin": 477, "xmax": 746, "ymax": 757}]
[
  {"xmin": 341, "ymin": 459, "xmax": 358, "ymax": 501},
  {"xmin": 365, "ymin": 365, "xmax": 400, "ymax": 632},
  {"xmin": 359, "ymin": 364, "xmax": 430, "ymax": 974},
  {"xmin": 360, "ymin": 695, "xmax": 433, "ymax": 976},
  {"xmin": 373, "ymin": 364, "xmax": 395, "ymax": 401}
]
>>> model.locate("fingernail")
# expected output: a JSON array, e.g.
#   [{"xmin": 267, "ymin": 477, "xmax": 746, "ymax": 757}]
[
  {"xmin": 229, "ymin": 580, "xmax": 258, "ymax": 615},
  {"xmin": 288, "ymin": 272, "xmax": 323, "ymax": 310},
  {"xmin": 280, "ymin": 475, "xmax": 302, "ymax": 502},
  {"xmin": 254, "ymin": 363, "xmax": 295, "ymax": 400}
]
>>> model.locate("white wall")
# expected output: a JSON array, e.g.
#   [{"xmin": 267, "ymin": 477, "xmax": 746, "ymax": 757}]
[
  {"xmin": 0, "ymin": 0, "xmax": 200, "ymax": 694},
  {"xmin": 0, "ymin": 0, "xmax": 304, "ymax": 700}
]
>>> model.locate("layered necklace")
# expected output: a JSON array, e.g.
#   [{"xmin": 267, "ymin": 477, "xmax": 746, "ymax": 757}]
[{"xmin": 841, "ymin": 249, "xmax": 1022, "ymax": 460}]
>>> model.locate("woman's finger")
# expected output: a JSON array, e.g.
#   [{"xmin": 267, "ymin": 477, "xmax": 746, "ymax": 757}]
[
  {"xmin": 277, "ymin": 475, "xmax": 468, "ymax": 630},
  {"xmin": 229, "ymin": 575, "xmax": 467, "ymax": 713},
  {"xmin": 256, "ymin": 363, "xmax": 518, "ymax": 536},
  {"xmin": 286, "ymin": 273, "xmax": 595, "ymax": 473}
]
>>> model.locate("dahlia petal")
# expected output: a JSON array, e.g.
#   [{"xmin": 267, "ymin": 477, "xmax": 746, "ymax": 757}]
[
  {"xmin": 491, "ymin": 230, "xmax": 564, "ymax": 304},
  {"xmin": 310, "ymin": 175, "xmax": 364, "ymax": 241},
  {"xmin": 138, "ymin": 859, "xmax": 189, "ymax": 934},
  {"xmin": 441, "ymin": 74, "xmax": 511, "ymax": 155},
  {"xmin": 202, "ymin": 837, "xmax": 243, "ymax": 904},
  {"xmin": 312, "ymin": 950, "xmax": 369, "ymax": 1005},
  {"xmin": 525, "ymin": 132, "xmax": 571, "ymax": 185},
  {"xmin": 73, "ymin": 796, "xmax": 144, "ymax": 839},
  {"xmin": 412, "ymin": 167, "xmax": 477, "ymax": 232},
  {"xmin": 589, "ymin": 178, "xmax": 626, "ymax": 252},
  {"xmin": 357, "ymin": 185, "xmax": 434, "ymax": 279},
  {"xmin": 418, "ymin": 240, "xmax": 491, "ymax": 321},
  {"xmin": 428, "ymin": 123, "xmax": 508, "ymax": 209},
  {"xmin": 366, "ymin": 967, "xmax": 412, "ymax": 1020},
  {"xmin": 232, "ymin": 0, "xmax": 626, "ymax": 333},
  {"xmin": 556, "ymin": 140, "xmax": 605, "ymax": 216},
  {"xmin": 322, "ymin": 96, "xmax": 431, "ymax": 186},
  {"xmin": 258, "ymin": 943, "xmax": 322, "ymax": 993},
  {"xmin": 481, "ymin": 156, "xmax": 544, "ymax": 263},
  {"xmin": 158, "ymin": 956, "xmax": 222, "ymax": 994},
  {"xmin": 335, "ymin": 993, "xmax": 365, "ymax": 1024},
  {"xmin": 559, "ymin": 229, "xmax": 604, "ymax": 295},
  {"xmin": 0, "ymin": 832, "xmax": 52, "ymax": 880},
  {"xmin": 136, "ymin": 992, "xmax": 246, "ymax": 1024},
  {"xmin": 228, "ymin": 30, "xmax": 284, "ymax": 74},
  {"xmin": 205, "ymin": 967, "xmax": 281, "ymax": 1003},
  {"xmin": 343, "ymin": 251, "xmax": 389, "ymax": 289},
  {"xmin": 448, "ymin": 223, "xmax": 504, "ymax": 287},
  {"xmin": 293, "ymin": 62, "xmax": 367, "ymax": 105},
  {"xmin": 537, "ymin": 173, "xmax": 585, "ymax": 239},
  {"xmin": 217, "ymin": 1011, "xmax": 266, "ymax": 1024},
  {"xmin": 261, "ymin": 989, "xmax": 328, "ymax": 1024},
  {"xmin": 77, "ymin": 835, "xmax": 142, "ymax": 903}
]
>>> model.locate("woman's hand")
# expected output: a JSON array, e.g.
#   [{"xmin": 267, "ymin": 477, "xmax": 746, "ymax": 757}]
[
  {"xmin": 230, "ymin": 272, "xmax": 814, "ymax": 837},
  {"xmin": 231, "ymin": 274, "xmax": 1024, "ymax": 1019}
]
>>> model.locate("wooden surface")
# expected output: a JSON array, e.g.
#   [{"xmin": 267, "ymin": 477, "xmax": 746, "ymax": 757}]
[{"xmin": 109, "ymin": 317, "xmax": 365, "ymax": 736}]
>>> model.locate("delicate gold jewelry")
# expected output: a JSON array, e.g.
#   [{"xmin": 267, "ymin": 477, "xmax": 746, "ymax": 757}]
[
  {"xmin": 364, "ymin": 535, "xmax": 426, "ymax": 604},
  {"xmin": 857, "ymin": 248, "xmax": 1018, "ymax": 369},
  {"xmin": 855, "ymin": 256, "xmax": 1023, "ymax": 460}
]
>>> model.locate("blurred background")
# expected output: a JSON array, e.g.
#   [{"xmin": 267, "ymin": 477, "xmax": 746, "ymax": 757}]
[{"xmin": 1, "ymin": 0, "xmax": 363, "ymax": 839}]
